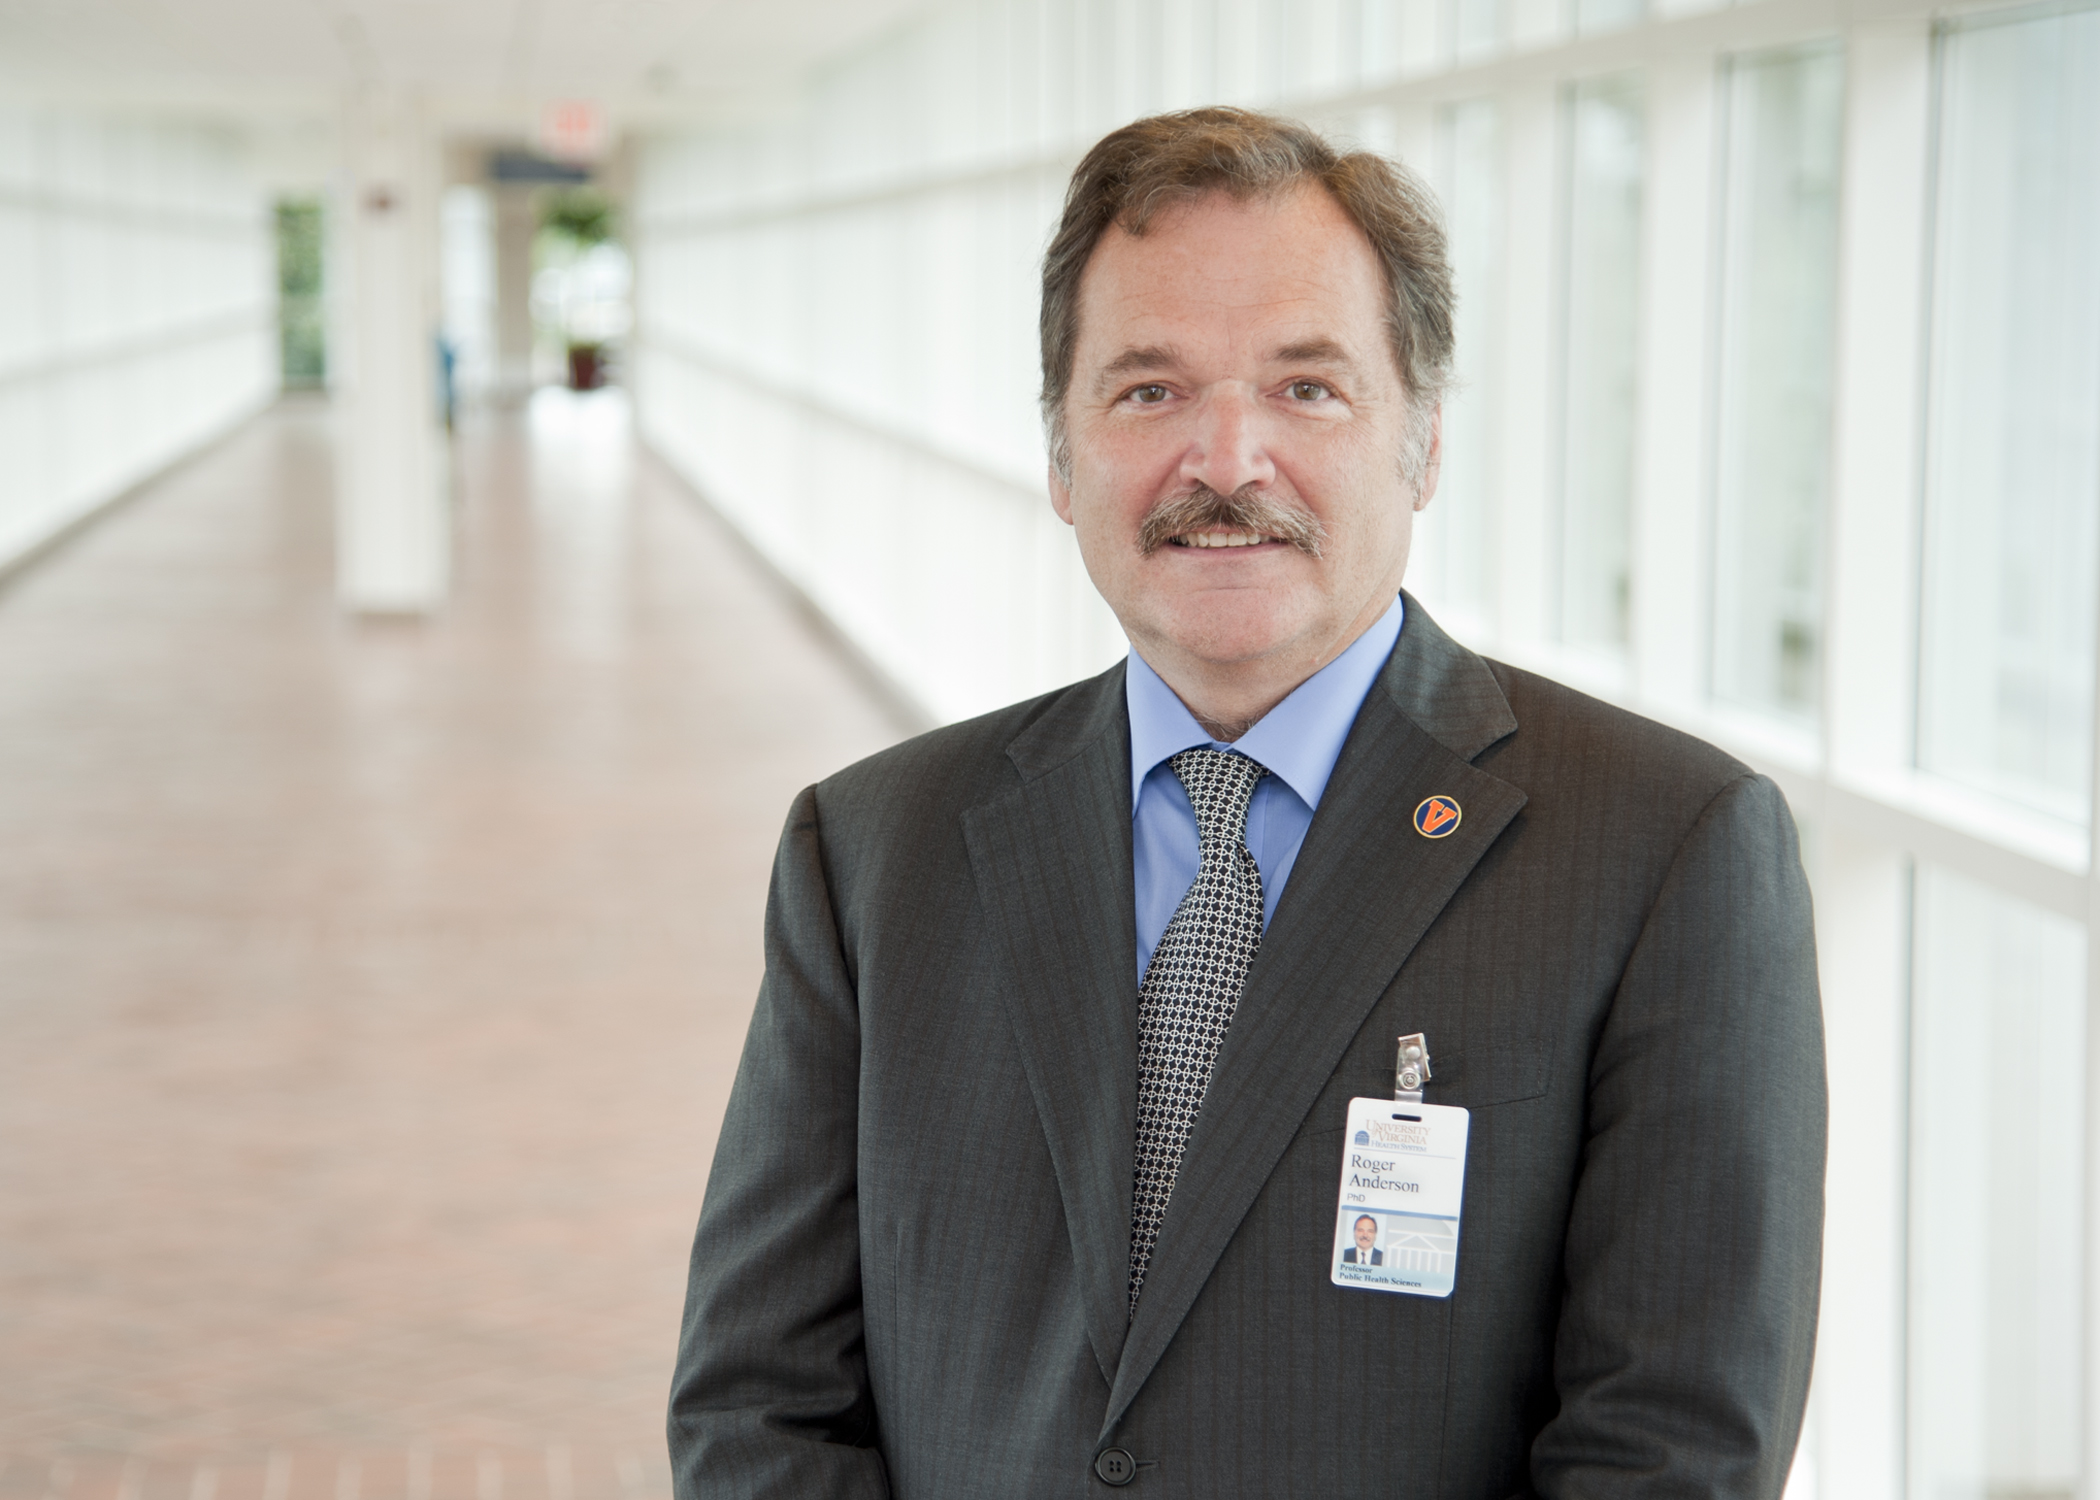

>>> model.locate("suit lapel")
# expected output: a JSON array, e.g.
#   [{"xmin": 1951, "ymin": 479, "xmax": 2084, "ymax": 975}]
[
  {"xmin": 1103, "ymin": 599, "xmax": 1527, "ymax": 1433},
  {"xmin": 961, "ymin": 664, "xmax": 1138, "ymax": 1386}
]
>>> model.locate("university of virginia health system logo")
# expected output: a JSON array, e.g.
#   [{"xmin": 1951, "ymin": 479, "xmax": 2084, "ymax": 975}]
[
  {"xmin": 1362, "ymin": 1116, "xmax": 1433, "ymax": 1149},
  {"xmin": 1413, "ymin": 795, "xmax": 1461, "ymax": 839}
]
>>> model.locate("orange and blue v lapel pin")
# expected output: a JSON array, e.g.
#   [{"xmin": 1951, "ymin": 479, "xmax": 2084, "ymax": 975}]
[{"xmin": 1413, "ymin": 795, "xmax": 1462, "ymax": 839}]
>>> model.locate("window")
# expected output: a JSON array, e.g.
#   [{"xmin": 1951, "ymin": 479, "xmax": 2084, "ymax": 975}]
[
  {"xmin": 1574, "ymin": 0, "xmax": 1644, "ymax": 37},
  {"xmin": 1916, "ymin": 2, "xmax": 2100, "ymax": 822},
  {"xmin": 1452, "ymin": 0, "xmax": 1503, "ymax": 63},
  {"xmin": 1557, "ymin": 74, "xmax": 1644, "ymax": 651},
  {"xmin": 1426, "ymin": 98, "xmax": 1504, "ymax": 630},
  {"xmin": 1710, "ymin": 44, "xmax": 1843, "ymax": 720},
  {"xmin": 277, "ymin": 197, "xmax": 326, "ymax": 390},
  {"xmin": 1911, "ymin": 865, "xmax": 2085, "ymax": 1500}
]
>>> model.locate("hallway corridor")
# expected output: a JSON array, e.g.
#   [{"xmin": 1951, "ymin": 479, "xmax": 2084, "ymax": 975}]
[{"xmin": 0, "ymin": 395, "xmax": 906, "ymax": 1498}]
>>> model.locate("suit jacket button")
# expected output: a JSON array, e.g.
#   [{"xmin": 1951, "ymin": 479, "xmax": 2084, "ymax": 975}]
[{"xmin": 1093, "ymin": 1448, "xmax": 1136, "ymax": 1486}]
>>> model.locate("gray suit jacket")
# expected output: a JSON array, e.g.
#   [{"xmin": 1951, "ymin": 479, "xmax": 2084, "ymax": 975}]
[{"xmin": 670, "ymin": 598, "xmax": 1825, "ymax": 1499}]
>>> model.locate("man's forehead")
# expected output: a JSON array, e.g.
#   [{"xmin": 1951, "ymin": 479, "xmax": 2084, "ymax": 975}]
[
  {"xmin": 1085, "ymin": 242, "xmax": 1375, "ymax": 315},
  {"xmin": 1071, "ymin": 187, "xmax": 1391, "ymax": 373},
  {"xmin": 1091, "ymin": 183, "xmax": 1373, "ymax": 270},
  {"xmin": 1084, "ymin": 281, "xmax": 1369, "ymax": 343}
]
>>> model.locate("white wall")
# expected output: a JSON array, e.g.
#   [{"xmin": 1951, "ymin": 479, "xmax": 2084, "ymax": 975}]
[
  {"xmin": 332, "ymin": 93, "xmax": 449, "ymax": 613},
  {"xmin": 0, "ymin": 105, "xmax": 277, "ymax": 573},
  {"xmin": 630, "ymin": 3, "xmax": 2100, "ymax": 1495}
]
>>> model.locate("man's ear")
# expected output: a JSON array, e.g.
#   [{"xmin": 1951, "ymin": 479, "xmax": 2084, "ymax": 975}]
[
  {"xmin": 1413, "ymin": 404, "xmax": 1443, "ymax": 513},
  {"xmin": 1048, "ymin": 465, "xmax": 1075, "ymax": 524}
]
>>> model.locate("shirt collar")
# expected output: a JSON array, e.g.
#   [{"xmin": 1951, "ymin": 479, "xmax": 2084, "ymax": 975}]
[{"xmin": 1124, "ymin": 594, "xmax": 1406, "ymax": 814}]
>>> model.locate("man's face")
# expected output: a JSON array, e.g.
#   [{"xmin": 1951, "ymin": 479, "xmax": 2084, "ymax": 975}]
[
  {"xmin": 1355, "ymin": 1217, "xmax": 1378, "ymax": 1253},
  {"xmin": 1049, "ymin": 184, "xmax": 1438, "ymax": 681}
]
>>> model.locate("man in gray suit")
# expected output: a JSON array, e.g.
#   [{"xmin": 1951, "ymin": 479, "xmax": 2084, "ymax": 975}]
[
  {"xmin": 670, "ymin": 107, "xmax": 1824, "ymax": 1497},
  {"xmin": 1342, "ymin": 1215, "xmax": 1383, "ymax": 1267}
]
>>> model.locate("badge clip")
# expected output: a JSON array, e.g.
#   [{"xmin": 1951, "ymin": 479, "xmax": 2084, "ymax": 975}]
[{"xmin": 1394, "ymin": 1033, "xmax": 1432, "ymax": 1103}]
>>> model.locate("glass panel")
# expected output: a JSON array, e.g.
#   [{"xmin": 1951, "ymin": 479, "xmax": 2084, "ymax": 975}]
[
  {"xmin": 1917, "ymin": 3, "xmax": 2100, "ymax": 823},
  {"xmin": 1558, "ymin": 74, "xmax": 1643, "ymax": 649},
  {"xmin": 1428, "ymin": 98, "xmax": 1504, "ymax": 627},
  {"xmin": 1710, "ymin": 44, "xmax": 1844, "ymax": 720},
  {"xmin": 1910, "ymin": 865, "xmax": 2086, "ymax": 1500},
  {"xmin": 1574, "ymin": 0, "xmax": 1643, "ymax": 37},
  {"xmin": 1452, "ymin": 0, "xmax": 1502, "ymax": 63}
]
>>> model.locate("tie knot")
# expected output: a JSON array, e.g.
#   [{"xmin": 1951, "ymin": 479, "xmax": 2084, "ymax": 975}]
[{"xmin": 1168, "ymin": 747, "xmax": 1267, "ymax": 848}]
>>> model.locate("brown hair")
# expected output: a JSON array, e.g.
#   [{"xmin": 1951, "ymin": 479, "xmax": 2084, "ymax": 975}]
[{"xmin": 1039, "ymin": 107, "xmax": 1454, "ymax": 482}]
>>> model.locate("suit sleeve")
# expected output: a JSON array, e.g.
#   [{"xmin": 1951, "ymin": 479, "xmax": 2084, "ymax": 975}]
[
  {"xmin": 1531, "ymin": 772, "xmax": 1827, "ymax": 1500},
  {"xmin": 667, "ymin": 786, "xmax": 890, "ymax": 1500}
]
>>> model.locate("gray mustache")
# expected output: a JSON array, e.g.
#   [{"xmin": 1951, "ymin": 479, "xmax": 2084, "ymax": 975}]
[{"xmin": 1136, "ymin": 485, "xmax": 1328, "ymax": 558}]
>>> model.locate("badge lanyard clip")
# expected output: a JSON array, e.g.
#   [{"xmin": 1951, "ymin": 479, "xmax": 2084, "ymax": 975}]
[{"xmin": 1394, "ymin": 1033, "xmax": 1432, "ymax": 1103}]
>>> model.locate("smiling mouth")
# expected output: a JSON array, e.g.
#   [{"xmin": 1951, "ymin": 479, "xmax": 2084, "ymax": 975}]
[
  {"xmin": 1169, "ymin": 529, "xmax": 1283, "ymax": 549},
  {"xmin": 1138, "ymin": 484, "xmax": 1327, "ymax": 558}
]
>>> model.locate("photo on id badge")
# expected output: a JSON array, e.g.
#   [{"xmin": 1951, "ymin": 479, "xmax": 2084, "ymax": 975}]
[{"xmin": 1330, "ymin": 1096, "xmax": 1469, "ymax": 1297}]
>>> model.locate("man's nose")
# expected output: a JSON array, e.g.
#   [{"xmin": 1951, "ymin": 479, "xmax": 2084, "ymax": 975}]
[{"xmin": 1179, "ymin": 387, "xmax": 1276, "ymax": 496}]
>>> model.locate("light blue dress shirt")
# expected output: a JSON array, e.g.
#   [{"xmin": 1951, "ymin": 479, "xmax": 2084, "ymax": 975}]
[{"xmin": 1126, "ymin": 594, "xmax": 1406, "ymax": 982}]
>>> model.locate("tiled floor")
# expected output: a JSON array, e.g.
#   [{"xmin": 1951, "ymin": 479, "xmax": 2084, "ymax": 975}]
[{"xmin": 0, "ymin": 392, "xmax": 907, "ymax": 1492}]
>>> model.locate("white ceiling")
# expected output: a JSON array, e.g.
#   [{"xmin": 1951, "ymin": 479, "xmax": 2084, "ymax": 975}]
[{"xmin": 0, "ymin": 0, "xmax": 943, "ymax": 128}]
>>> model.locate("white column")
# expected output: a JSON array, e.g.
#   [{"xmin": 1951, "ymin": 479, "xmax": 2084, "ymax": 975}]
[
  {"xmin": 2085, "ymin": 411, "xmax": 2100, "ymax": 1500},
  {"xmin": 1816, "ymin": 30, "xmax": 1935, "ymax": 1496},
  {"xmin": 1630, "ymin": 53, "xmax": 1716, "ymax": 709},
  {"xmin": 334, "ymin": 91, "xmax": 449, "ymax": 613},
  {"xmin": 1823, "ymin": 24, "xmax": 1932, "ymax": 785},
  {"xmin": 1492, "ymin": 79, "xmax": 1559, "ymax": 652},
  {"xmin": 1810, "ymin": 836, "xmax": 1912, "ymax": 1500}
]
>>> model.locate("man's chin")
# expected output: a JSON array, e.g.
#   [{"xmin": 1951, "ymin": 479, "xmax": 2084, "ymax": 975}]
[{"xmin": 1136, "ymin": 602, "xmax": 1319, "ymax": 671}]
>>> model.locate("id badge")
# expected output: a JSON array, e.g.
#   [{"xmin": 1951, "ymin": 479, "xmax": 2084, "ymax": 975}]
[{"xmin": 1329, "ymin": 1096, "xmax": 1470, "ymax": 1297}]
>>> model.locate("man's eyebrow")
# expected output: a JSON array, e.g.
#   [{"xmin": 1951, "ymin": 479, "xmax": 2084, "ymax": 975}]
[
  {"xmin": 1095, "ymin": 345, "xmax": 1183, "ymax": 386},
  {"xmin": 1272, "ymin": 338, "xmax": 1361, "ymax": 372},
  {"xmin": 1092, "ymin": 338, "xmax": 1365, "ymax": 389}
]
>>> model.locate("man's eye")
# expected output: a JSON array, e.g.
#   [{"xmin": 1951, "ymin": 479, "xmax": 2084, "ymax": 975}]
[
  {"xmin": 1128, "ymin": 384, "xmax": 1170, "ymax": 404},
  {"xmin": 1289, "ymin": 380, "xmax": 1330, "ymax": 401}
]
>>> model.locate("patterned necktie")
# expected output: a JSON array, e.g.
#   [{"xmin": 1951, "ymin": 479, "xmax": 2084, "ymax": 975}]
[{"xmin": 1128, "ymin": 747, "xmax": 1268, "ymax": 1314}]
